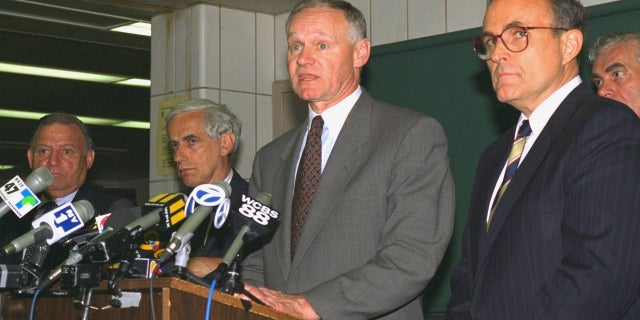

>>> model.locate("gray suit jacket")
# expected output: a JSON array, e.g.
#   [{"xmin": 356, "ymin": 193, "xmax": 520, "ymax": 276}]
[{"xmin": 241, "ymin": 90, "xmax": 455, "ymax": 319}]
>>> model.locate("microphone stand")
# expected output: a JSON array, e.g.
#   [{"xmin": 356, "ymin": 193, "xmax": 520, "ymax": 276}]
[{"xmin": 221, "ymin": 253, "xmax": 241, "ymax": 294}]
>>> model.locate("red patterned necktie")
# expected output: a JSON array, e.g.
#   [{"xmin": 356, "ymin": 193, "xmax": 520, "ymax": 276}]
[
  {"xmin": 291, "ymin": 115, "xmax": 324, "ymax": 258},
  {"xmin": 487, "ymin": 120, "xmax": 532, "ymax": 230}
]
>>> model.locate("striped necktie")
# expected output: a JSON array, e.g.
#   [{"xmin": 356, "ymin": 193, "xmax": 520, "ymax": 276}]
[{"xmin": 487, "ymin": 120, "xmax": 532, "ymax": 230}]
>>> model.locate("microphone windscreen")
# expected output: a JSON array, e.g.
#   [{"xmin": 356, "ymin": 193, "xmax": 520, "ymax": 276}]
[{"xmin": 105, "ymin": 206, "xmax": 142, "ymax": 230}]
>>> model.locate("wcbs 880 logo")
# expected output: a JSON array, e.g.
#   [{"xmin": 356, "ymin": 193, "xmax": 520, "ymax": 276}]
[{"xmin": 237, "ymin": 194, "xmax": 279, "ymax": 226}]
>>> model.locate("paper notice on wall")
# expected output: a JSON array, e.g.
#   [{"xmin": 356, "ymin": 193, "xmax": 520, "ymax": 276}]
[{"xmin": 156, "ymin": 96, "xmax": 190, "ymax": 176}]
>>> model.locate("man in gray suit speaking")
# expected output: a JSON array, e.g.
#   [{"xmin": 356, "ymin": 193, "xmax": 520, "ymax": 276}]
[{"xmin": 239, "ymin": 0, "xmax": 455, "ymax": 319}]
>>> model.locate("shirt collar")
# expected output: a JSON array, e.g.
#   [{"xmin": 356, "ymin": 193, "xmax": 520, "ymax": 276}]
[
  {"xmin": 223, "ymin": 169, "xmax": 233, "ymax": 184},
  {"xmin": 520, "ymin": 76, "xmax": 582, "ymax": 136},
  {"xmin": 306, "ymin": 86, "xmax": 362, "ymax": 137},
  {"xmin": 53, "ymin": 190, "xmax": 79, "ymax": 206}
]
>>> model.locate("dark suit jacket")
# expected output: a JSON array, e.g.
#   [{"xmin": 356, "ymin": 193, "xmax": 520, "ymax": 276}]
[
  {"xmin": 242, "ymin": 90, "xmax": 455, "ymax": 319},
  {"xmin": 448, "ymin": 83, "xmax": 640, "ymax": 319},
  {"xmin": 194, "ymin": 169, "xmax": 248, "ymax": 257}
]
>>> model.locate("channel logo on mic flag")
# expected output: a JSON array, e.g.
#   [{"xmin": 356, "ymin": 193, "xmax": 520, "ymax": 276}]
[
  {"xmin": 144, "ymin": 193, "xmax": 186, "ymax": 230},
  {"xmin": 0, "ymin": 175, "xmax": 42, "ymax": 218},
  {"xmin": 32, "ymin": 202, "xmax": 85, "ymax": 244}
]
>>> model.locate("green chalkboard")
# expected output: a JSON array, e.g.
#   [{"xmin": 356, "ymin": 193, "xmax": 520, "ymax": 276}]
[{"xmin": 361, "ymin": 0, "xmax": 640, "ymax": 313}]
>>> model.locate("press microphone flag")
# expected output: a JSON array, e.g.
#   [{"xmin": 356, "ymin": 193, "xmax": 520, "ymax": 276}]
[
  {"xmin": 161, "ymin": 182, "xmax": 231, "ymax": 260},
  {"xmin": 87, "ymin": 194, "xmax": 186, "ymax": 264},
  {"xmin": 0, "ymin": 167, "xmax": 54, "ymax": 219},
  {"xmin": 144, "ymin": 192, "xmax": 187, "ymax": 230},
  {"xmin": 0, "ymin": 200, "xmax": 94, "ymax": 259},
  {"xmin": 210, "ymin": 192, "xmax": 279, "ymax": 283},
  {"xmin": 230, "ymin": 193, "xmax": 280, "ymax": 243}
]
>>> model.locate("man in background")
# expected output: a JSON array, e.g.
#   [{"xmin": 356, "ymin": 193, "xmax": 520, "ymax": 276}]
[
  {"xmin": 448, "ymin": 0, "xmax": 640, "ymax": 319},
  {"xmin": 23, "ymin": 113, "xmax": 134, "ymax": 270},
  {"xmin": 590, "ymin": 31, "xmax": 640, "ymax": 117},
  {"xmin": 240, "ymin": 1, "xmax": 455, "ymax": 319},
  {"xmin": 164, "ymin": 99, "xmax": 248, "ymax": 281}
]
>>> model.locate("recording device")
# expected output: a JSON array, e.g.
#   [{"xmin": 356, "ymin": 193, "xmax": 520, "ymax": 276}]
[
  {"xmin": 88, "ymin": 194, "xmax": 185, "ymax": 263},
  {"xmin": 160, "ymin": 182, "xmax": 231, "ymax": 261},
  {"xmin": 0, "ymin": 200, "xmax": 94, "ymax": 259},
  {"xmin": 62, "ymin": 198, "xmax": 139, "ymax": 248},
  {"xmin": 0, "ymin": 264, "xmax": 27, "ymax": 289},
  {"xmin": 211, "ymin": 193, "xmax": 279, "ymax": 283},
  {"xmin": 37, "ymin": 225, "xmax": 121, "ymax": 292},
  {"xmin": 38, "ymin": 195, "xmax": 185, "ymax": 292},
  {"xmin": 60, "ymin": 264, "xmax": 105, "ymax": 289},
  {"xmin": 0, "ymin": 167, "xmax": 54, "ymax": 219}
]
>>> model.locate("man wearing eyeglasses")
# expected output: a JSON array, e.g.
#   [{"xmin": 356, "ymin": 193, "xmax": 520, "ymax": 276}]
[{"xmin": 448, "ymin": 0, "xmax": 640, "ymax": 319}]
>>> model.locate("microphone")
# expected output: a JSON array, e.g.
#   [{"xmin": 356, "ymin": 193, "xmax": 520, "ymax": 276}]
[
  {"xmin": 160, "ymin": 182, "xmax": 231, "ymax": 261},
  {"xmin": 144, "ymin": 193, "xmax": 188, "ymax": 231},
  {"xmin": 37, "ymin": 204, "xmax": 144, "ymax": 291},
  {"xmin": 61, "ymin": 201, "xmax": 140, "ymax": 248},
  {"xmin": 0, "ymin": 167, "xmax": 54, "ymax": 219},
  {"xmin": 211, "ymin": 192, "xmax": 279, "ymax": 283},
  {"xmin": 86, "ymin": 197, "xmax": 184, "ymax": 264},
  {"xmin": 0, "ymin": 200, "xmax": 94, "ymax": 259},
  {"xmin": 37, "ymin": 224, "xmax": 120, "ymax": 292}
]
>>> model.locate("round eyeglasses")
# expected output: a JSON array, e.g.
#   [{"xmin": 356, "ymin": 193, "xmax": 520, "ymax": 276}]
[{"xmin": 471, "ymin": 26, "xmax": 568, "ymax": 61}]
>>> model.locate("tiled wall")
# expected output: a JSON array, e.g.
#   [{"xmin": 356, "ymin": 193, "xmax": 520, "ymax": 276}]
[{"xmin": 149, "ymin": 0, "xmax": 619, "ymax": 189}]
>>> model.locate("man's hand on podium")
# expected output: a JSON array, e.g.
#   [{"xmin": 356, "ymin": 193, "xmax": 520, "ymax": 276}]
[
  {"xmin": 187, "ymin": 257, "xmax": 222, "ymax": 277},
  {"xmin": 239, "ymin": 284, "xmax": 320, "ymax": 320}
]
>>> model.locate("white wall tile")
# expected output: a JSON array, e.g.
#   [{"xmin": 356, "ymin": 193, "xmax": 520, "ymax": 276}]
[
  {"xmin": 221, "ymin": 8, "xmax": 256, "ymax": 92},
  {"xmin": 220, "ymin": 91, "xmax": 257, "ymax": 178},
  {"xmin": 447, "ymin": 0, "xmax": 485, "ymax": 32},
  {"xmin": 189, "ymin": 4, "xmax": 220, "ymax": 90},
  {"xmin": 256, "ymin": 95, "xmax": 274, "ymax": 151},
  {"xmin": 409, "ymin": 0, "xmax": 446, "ymax": 39},
  {"xmin": 189, "ymin": 88, "xmax": 221, "ymax": 103},
  {"xmin": 257, "ymin": 13, "xmax": 275, "ymax": 95},
  {"xmin": 173, "ymin": 9, "xmax": 190, "ymax": 93},
  {"xmin": 371, "ymin": 0, "xmax": 408, "ymax": 45},
  {"xmin": 150, "ymin": 14, "xmax": 170, "ymax": 97},
  {"xmin": 275, "ymin": 13, "xmax": 289, "ymax": 81}
]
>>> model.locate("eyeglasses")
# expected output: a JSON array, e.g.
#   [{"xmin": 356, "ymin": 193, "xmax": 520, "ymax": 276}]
[{"xmin": 471, "ymin": 26, "xmax": 568, "ymax": 61}]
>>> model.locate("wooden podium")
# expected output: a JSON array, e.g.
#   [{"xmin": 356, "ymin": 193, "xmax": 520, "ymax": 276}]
[{"xmin": 2, "ymin": 277, "xmax": 301, "ymax": 320}]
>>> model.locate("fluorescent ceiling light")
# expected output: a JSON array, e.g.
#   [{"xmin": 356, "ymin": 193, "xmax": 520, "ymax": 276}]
[
  {"xmin": 0, "ymin": 61, "xmax": 150, "ymax": 87},
  {"xmin": 111, "ymin": 22, "xmax": 151, "ymax": 37},
  {"xmin": 115, "ymin": 78, "xmax": 151, "ymax": 87},
  {"xmin": 0, "ymin": 109, "xmax": 149, "ymax": 130},
  {"xmin": 0, "ymin": 165, "xmax": 16, "ymax": 170}
]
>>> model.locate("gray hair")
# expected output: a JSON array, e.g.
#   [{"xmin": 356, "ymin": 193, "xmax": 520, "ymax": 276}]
[
  {"xmin": 589, "ymin": 31, "xmax": 640, "ymax": 63},
  {"xmin": 30, "ymin": 113, "xmax": 94, "ymax": 153},
  {"xmin": 165, "ymin": 99, "xmax": 242, "ymax": 153},
  {"xmin": 285, "ymin": 0, "xmax": 367, "ymax": 43}
]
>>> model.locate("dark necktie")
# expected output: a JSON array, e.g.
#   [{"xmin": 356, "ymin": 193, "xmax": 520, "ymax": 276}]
[
  {"xmin": 487, "ymin": 120, "xmax": 532, "ymax": 230},
  {"xmin": 291, "ymin": 115, "xmax": 324, "ymax": 258}
]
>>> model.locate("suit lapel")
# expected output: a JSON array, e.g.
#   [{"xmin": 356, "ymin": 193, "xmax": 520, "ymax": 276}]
[
  {"xmin": 476, "ymin": 83, "xmax": 588, "ymax": 276},
  {"xmin": 289, "ymin": 92, "xmax": 373, "ymax": 271},
  {"xmin": 270, "ymin": 124, "xmax": 307, "ymax": 279}
]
